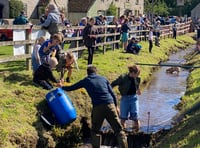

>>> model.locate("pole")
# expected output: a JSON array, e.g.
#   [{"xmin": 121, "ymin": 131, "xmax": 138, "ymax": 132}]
[{"xmin": 147, "ymin": 112, "xmax": 150, "ymax": 134}]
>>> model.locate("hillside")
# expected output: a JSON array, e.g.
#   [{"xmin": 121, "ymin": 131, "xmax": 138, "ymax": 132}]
[{"xmin": 0, "ymin": 34, "xmax": 199, "ymax": 147}]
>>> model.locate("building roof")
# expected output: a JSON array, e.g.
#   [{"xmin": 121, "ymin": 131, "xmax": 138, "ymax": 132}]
[{"xmin": 68, "ymin": 0, "xmax": 95, "ymax": 12}]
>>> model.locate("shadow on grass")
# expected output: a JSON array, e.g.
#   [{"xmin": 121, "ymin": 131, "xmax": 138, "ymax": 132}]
[
  {"xmin": 0, "ymin": 61, "xmax": 26, "ymax": 72},
  {"xmin": 3, "ymin": 73, "xmax": 33, "ymax": 85}
]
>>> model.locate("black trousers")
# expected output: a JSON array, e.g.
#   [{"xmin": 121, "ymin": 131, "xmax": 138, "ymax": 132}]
[
  {"xmin": 88, "ymin": 46, "xmax": 95, "ymax": 65},
  {"xmin": 149, "ymin": 40, "xmax": 153, "ymax": 53}
]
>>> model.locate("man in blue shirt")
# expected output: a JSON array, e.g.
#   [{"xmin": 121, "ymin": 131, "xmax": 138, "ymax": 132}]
[{"xmin": 61, "ymin": 65, "xmax": 128, "ymax": 148}]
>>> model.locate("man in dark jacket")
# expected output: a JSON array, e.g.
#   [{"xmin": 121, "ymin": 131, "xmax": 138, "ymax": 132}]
[
  {"xmin": 61, "ymin": 65, "xmax": 128, "ymax": 148},
  {"xmin": 82, "ymin": 18, "xmax": 98, "ymax": 65}
]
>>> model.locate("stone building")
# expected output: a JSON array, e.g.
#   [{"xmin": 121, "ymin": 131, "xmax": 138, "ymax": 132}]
[
  {"xmin": 0, "ymin": 0, "xmax": 144, "ymax": 25},
  {"xmin": 0, "ymin": 0, "xmax": 68, "ymax": 20},
  {"xmin": 68, "ymin": 0, "xmax": 144, "ymax": 24},
  {"xmin": 191, "ymin": 3, "xmax": 200, "ymax": 23}
]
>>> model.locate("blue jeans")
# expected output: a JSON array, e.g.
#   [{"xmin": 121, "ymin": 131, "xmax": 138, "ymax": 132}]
[{"xmin": 120, "ymin": 95, "xmax": 139, "ymax": 121}]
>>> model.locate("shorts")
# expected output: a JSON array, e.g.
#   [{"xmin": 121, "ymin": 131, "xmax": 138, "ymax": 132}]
[
  {"xmin": 121, "ymin": 32, "xmax": 129, "ymax": 42},
  {"xmin": 120, "ymin": 95, "xmax": 139, "ymax": 121}
]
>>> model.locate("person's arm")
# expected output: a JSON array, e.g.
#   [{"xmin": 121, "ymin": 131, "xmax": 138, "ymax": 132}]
[
  {"xmin": 62, "ymin": 79, "xmax": 84, "ymax": 91},
  {"xmin": 41, "ymin": 14, "xmax": 52, "ymax": 27},
  {"xmin": 47, "ymin": 67, "xmax": 59, "ymax": 83},
  {"xmin": 108, "ymin": 82, "xmax": 117, "ymax": 106},
  {"xmin": 111, "ymin": 75, "xmax": 122, "ymax": 88}
]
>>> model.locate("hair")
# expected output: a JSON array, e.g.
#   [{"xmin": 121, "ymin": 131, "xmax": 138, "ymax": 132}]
[
  {"xmin": 48, "ymin": 4, "xmax": 57, "ymax": 11},
  {"xmin": 49, "ymin": 57, "xmax": 58, "ymax": 68},
  {"xmin": 66, "ymin": 52, "xmax": 74, "ymax": 60},
  {"xmin": 128, "ymin": 65, "xmax": 140, "ymax": 74},
  {"xmin": 87, "ymin": 65, "xmax": 97, "ymax": 75},
  {"xmin": 52, "ymin": 34, "xmax": 62, "ymax": 43},
  {"xmin": 36, "ymin": 36, "xmax": 46, "ymax": 45}
]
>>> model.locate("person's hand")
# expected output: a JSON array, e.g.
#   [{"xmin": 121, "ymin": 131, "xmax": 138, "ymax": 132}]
[
  {"xmin": 137, "ymin": 89, "xmax": 141, "ymax": 95},
  {"xmin": 56, "ymin": 80, "xmax": 63, "ymax": 87}
]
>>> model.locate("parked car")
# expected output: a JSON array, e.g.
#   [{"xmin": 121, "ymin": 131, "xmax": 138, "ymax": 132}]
[
  {"xmin": 0, "ymin": 19, "xmax": 13, "ymax": 41},
  {"xmin": 0, "ymin": 29, "xmax": 13, "ymax": 41}
]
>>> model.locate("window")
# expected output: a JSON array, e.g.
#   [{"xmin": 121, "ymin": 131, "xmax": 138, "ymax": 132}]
[{"xmin": 136, "ymin": 0, "xmax": 139, "ymax": 5}]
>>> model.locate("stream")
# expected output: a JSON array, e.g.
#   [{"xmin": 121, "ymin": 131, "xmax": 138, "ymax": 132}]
[
  {"xmin": 134, "ymin": 47, "xmax": 192, "ymax": 133},
  {"xmin": 101, "ymin": 47, "xmax": 193, "ymax": 135}
]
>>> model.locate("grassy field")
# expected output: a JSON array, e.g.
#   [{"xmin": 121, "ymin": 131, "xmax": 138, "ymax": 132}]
[{"xmin": 0, "ymin": 34, "xmax": 199, "ymax": 147}]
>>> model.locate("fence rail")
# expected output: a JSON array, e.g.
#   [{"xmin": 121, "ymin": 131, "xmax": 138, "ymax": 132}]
[{"xmin": 0, "ymin": 21, "xmax": 192, "ymax": 70}]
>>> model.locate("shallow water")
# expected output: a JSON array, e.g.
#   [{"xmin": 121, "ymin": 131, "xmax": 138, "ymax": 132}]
[
  {"xmin": 136, "ymin": 48, "xmax": 192, "ymax": 133},
  {"xmin": 101, "ymin": 47, "xmax": 194, "ymax": 134}
]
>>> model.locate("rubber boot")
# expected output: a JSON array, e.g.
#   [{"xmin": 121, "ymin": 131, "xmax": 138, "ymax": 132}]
[{"xmin": 91, "ymin": 134, "xmax": 102, "ymax": 148}]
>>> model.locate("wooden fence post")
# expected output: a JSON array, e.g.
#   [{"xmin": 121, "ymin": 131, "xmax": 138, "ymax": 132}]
[{"xmin": 26, "ymin": 27, "xmax": 32, "ymax": 71}]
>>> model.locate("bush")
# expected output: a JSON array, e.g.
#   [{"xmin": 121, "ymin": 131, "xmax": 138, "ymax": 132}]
[{"xmin": 9, "ymin": 0, "xmax": 24, "ymax": 18}]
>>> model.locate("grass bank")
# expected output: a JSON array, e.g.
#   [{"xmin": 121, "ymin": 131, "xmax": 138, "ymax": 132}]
[{"xmin": 0, "ymin": 34, "xmax": 197, "ymax": 147}]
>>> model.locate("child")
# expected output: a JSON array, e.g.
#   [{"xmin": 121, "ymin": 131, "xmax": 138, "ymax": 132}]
[
  {"xmin": 33, "ymin": 57, "xmax": 61, "ymax": 90},
  {"xmin": 126, "ymin": 37, "xmax": 142, "ymax": 54},
  {"xmin": 56, "ymin": 52, "xmax": 75, "ymax": 83},
  {"xmin": 39, "ymin": 33, "xmax": 62, "ymax": 64},
  {"xmin": 121, "ymin": 18, "xmax": 131, "ymax": 51},
  {"xmin": 148, "ymin": 26, "xmax": 154, "ymax": 53},
  {"xmin": 31, "ymin": 36, "xmax": 46, "ymax": 74}
]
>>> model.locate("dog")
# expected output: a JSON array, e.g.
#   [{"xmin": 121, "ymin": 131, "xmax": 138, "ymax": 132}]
[{"xmin": 166, "ymin": 67, "xmax": 180, "ymax": 75}]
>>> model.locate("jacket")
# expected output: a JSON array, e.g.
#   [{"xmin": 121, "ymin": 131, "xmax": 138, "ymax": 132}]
[
  {"xmin": 111, "ymin": 74, "xmax": 140, "ymax": 96},
  {"xmin": 62, "ymin": 73, "xmax": 117, "ymax": 106}
]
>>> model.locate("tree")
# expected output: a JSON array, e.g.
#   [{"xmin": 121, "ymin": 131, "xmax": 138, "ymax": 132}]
[
  {"xmin": 106, "ymin": 2, "xmax": 117, "ymax": 16},
  {"xmin": 154, "ymin": 0, "xmax": 169, "ymax": 16},
  {"xmin": 9, "ymin": 0, "xmax": 24, "ymax": 18},
  {"xmin": 144, "ymin": 0, "xmax": 169, "ymax": 17}
]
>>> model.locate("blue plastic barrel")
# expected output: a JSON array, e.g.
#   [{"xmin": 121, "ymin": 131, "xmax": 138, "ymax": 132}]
[{"xmin": 46, "ymin": 88, "xmax": 77, "ymax": 125}]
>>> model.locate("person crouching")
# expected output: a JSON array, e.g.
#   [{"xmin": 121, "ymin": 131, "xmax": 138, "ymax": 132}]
[{"xmin": 33, "ymin": 57, "xmax": 61, "ymax": 90}]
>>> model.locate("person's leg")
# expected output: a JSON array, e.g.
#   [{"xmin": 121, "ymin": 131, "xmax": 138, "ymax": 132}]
[
  {"xmin": 91, "ymin": 105, "xmax": 105, "ymax": 148},
  {"xmin": 129, "ymin": 95, "xmax": 140, "ymax": 132},
  {"xmin": 88, "ymin": 47, "xmax": 92, "ymax": 65},
  {"xmin": 88, "ymin": 46, "xmax": 95, "ymax": 65},
  {"xmin": 66, "ymin": 66, "xmax": 73, "ymax": 82},
  {"xmin": 38, "ymin": 80, "xmax": 53, "ymax": 90},
  {"xmin": 119, "ymin": 96, "xmax": 130, "ymax": 129},
  {"xmin": 105, "ymin": 104, "xmax": 128, "ymax": 148},
  {"xmin": 149, "ymin": 40, "xmax": 153, "ymax": 53}
]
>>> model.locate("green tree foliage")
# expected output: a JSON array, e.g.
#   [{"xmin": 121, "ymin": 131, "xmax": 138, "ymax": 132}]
[
  {"xmin": 154, "ymin": 0, "xmax": 168, "ymax": 16},
  {"xmin": 144, "ymin": 0, "xmax": 168, "ymax": 16},
  {"xmin": 106, "ymin": 2, "xmax": 117, "ymax": 16},
  {"xmin": 9, "ymin": 0, "xmax": 24, "ymax": 18},
  {"xmin": 163, "ymin": 0, "xmax": 199, "ymax": 16}
]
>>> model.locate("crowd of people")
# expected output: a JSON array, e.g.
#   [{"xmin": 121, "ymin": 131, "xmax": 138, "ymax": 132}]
[{"xmin": 14, "ymin": 3, "xmax": 195, "ymax": 147}]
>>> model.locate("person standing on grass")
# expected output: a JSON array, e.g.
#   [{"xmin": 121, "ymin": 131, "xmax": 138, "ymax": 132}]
[
  {"xmin": 172, "ymin": 22, "xmax": 177, "ymax": 39},
  {"xmin": 148, "ymin": 26, "xmax": 154, "ymax": 53},
  {"xmin": 61, "ymin": 65, "xmax": 128, "ymax": 148},
  {"xmin": 111, "ymin": 65, "xmax": 141, "ymax": 132},
  {"xmin": 82, "ymin": 17, "xmax": 98, "ymax": 65},
  {"xmin": 121, "ymin": 18, "xmax": 131, "ymax": 51}
]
